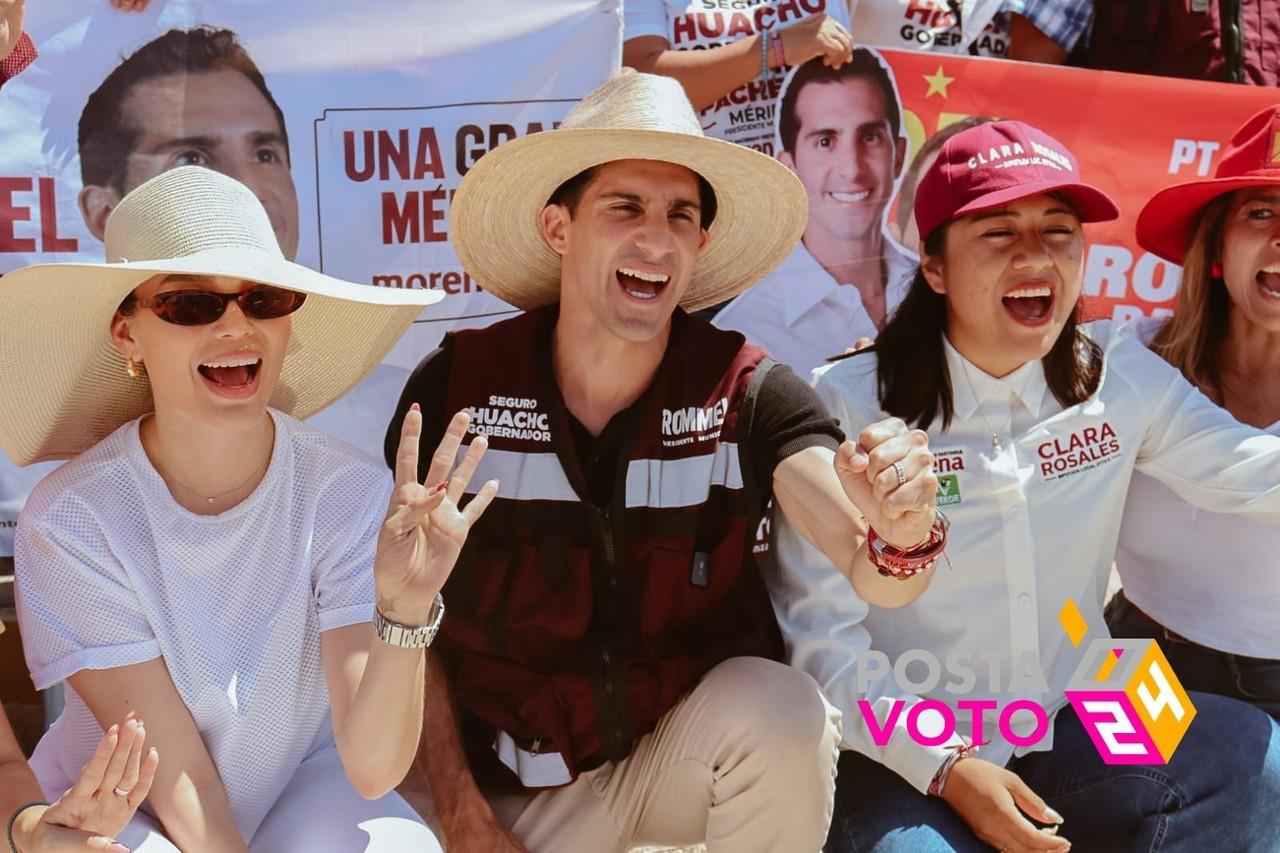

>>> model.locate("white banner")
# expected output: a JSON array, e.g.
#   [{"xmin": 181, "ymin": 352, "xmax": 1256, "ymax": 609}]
[{"xmin": 0, "ymin": 0, "xmax": 622, "ymax": 553}]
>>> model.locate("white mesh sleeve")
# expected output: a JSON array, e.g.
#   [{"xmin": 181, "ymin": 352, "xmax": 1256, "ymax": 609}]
[
  {"xmin": 313, "ymin": 464, "xmax": 392, "ymax": 632},
  {"xmin": 15, "ymin": 512, "xmax": 159, "ymax": 689}
]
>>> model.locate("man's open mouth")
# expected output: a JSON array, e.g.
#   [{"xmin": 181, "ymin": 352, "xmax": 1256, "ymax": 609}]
[
  {"xmin": 198, "ymin": 355, "xmax": 262, "ymax": 388},
  {"xmin": 1001, "ymin": 284, "xmax": 1055, "ymax": 326},
  {"xmin": 616, "ymin": 267, "xmax": 670, "ymax": 302}
]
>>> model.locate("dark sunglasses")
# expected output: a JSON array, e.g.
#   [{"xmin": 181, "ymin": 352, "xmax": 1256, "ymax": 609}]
[{"xmin": 132, "ymin": 285, "xmax": 307, "ymax": 326}]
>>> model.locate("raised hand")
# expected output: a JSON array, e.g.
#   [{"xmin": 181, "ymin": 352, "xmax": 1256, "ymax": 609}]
[
  {"xmin": 19, "ymin": 714, "xmax": 160, "ymax": 852},
  {"xmin": 374, "ymin": 406, "xmax": 498, "ymax": 626},
  {"xmin": 834, "ymin": 417, "xmax": 938, "ymax": 549},
  {"xmin": 778, "ymin": 14, "xmax": 853, "ymax": 70}
]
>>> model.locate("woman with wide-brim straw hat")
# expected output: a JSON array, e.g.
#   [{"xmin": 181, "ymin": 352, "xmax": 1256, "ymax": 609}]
[
  {"xmin": 773, "ymin": 118, "xmax": 1280, "ymax": 853},
  {"xmin": 1107, "ymin": 105, "xmax": 1280, "ymax": 721},
  {"xmin": 2, "ymin": 166, "xmax": 499, "ymax": 852}
]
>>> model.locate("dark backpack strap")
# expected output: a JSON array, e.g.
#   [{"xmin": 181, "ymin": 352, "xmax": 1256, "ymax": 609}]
[{"xmin": 737, "ymin": 357, "xmax": 778, "ymax": 521}]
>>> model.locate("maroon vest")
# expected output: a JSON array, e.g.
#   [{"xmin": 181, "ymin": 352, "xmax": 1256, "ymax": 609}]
[
  {"xmin": 438, "ymin": 307, "xmax": 784, "ymax": 779},
  {"xmin": 1083, "ymin": 0, "xmax": 1279, "ymax": 86}
]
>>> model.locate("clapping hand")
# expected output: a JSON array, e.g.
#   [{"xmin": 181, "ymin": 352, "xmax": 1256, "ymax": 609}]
[{"xmin": 17, "ymin": 713, "xmax": 159, "ymax": 852}]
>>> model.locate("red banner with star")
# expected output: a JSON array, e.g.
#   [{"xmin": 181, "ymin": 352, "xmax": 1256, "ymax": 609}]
[{"xmin": 883, "ymin": 50, "xmax": 1280, "ymax": 323}]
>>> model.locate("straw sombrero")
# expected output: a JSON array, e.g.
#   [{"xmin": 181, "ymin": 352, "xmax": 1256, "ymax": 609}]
[
  {"xmin": 450, "ymin": 69, "xmax": 808, "ymax": 312},
  {"xmin": 0, "ymin": 166, "xmax": 443, "ymax": 465}
]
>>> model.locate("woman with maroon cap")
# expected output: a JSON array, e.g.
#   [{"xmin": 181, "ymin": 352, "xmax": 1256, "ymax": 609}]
[
  {"xmin": 1108, "ymin": 106, "xmax": 1280, "ymax": 721},
  {"xmin": 769, "ymin": 119, "xmax": 1280, "ymax": 852}
]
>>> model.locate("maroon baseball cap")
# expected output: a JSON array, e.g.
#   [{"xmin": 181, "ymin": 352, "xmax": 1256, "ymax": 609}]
[{"xmin": 913, "ymin": 120, "xmax": 1119, "ymax": 243}]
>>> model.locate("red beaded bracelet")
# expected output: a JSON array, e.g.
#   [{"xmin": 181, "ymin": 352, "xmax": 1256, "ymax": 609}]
[{"xmin": 866, "ymin": 512, "xmax": 949, "ymax": 580}]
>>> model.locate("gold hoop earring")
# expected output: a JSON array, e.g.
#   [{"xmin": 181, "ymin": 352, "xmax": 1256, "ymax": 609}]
[{"xmin": 125, "ymin": 359, "xmax": 142, "ymax": 379}]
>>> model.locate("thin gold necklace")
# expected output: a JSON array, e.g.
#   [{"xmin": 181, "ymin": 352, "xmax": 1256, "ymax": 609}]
[
  {"xmin": 958, "ymin": 360, "xmax": 1014, "ymax": 453},
  {"xmin": 166, "ymin": 451, "xmax": 271, "ymax": 505}
]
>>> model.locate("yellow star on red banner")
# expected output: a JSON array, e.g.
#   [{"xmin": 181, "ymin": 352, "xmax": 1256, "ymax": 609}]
[{"xmin": 924, "ymin": 66, "xmax": 955, "ymax": 99}]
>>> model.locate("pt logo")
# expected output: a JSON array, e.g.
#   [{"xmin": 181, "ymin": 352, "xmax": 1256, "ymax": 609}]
[{"xmin": 1059, "ymin": 600, "xmax": 1196, "ymax": 764}]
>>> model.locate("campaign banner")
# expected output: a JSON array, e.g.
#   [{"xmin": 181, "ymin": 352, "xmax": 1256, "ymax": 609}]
[
  {"xmin": 0, "ymin": 0, "xmax": 621, "ymax": 553},
  {"xmin": 713, "ymin": 46, "xmax": 1280, "ymax": 378},
  {"xmin": 882, "ymin": 49, "xmax": 1280, "ymax": 324},
  {"xmin": 634, "ymin": 0, "xmax": 852, "ymax": 154}
]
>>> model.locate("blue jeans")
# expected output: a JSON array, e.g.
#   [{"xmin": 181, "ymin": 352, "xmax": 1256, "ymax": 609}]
[
  {"xmin": 1106, "ymin": 591, "xmax": 1280, "ymax": 721},
  {"xmin": 826, "ymin": 692, "xmax": 1280, "ymax": 852}
]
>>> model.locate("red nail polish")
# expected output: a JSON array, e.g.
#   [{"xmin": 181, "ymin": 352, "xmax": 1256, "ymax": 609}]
[{"xmin": 432, "ymin": 482, "xmax": 447, "ymax": 494}]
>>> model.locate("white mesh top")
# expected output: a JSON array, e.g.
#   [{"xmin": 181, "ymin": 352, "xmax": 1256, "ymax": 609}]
[{"xmin": 14, "ymin": 408, "xmax": 391, "ymax": 840}]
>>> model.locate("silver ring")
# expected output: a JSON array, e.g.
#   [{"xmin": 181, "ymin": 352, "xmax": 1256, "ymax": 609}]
[
  {"xmin": 893, "ymin": 461, "xmax": 906, "ymax": 487},
  {"xmin": 113, "ymin": 785, "xmax": 132, "ymax": 797}
]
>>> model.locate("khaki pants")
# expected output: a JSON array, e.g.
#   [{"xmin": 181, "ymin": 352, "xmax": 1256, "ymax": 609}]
[{"xmin": 487, "ymin": 657, "xmax": 842, "ymax": 853}]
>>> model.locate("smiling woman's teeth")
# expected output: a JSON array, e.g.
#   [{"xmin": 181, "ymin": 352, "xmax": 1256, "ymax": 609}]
[
  {"xmin": 1004, "ymin": 286, "xmax": 1053, "ymax": 299},
  {"xmin": 1257, "ymin": 267, "xmax": 1280, "ymax": 298},
  {"xmin": 201, "ymin": 355, "xmax": 260, "ymax": 369}
]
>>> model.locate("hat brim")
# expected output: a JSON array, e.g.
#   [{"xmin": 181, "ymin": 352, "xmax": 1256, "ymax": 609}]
[
  {"xmin": 950, "ymin": 179, "xmax": 1121, "ymax": 229},
  {"xmin": 0, "ymin": 248, "xmax": 443, "ymax": 464},
  {"xmin": 449, "ymin": 128, "xmax": 809, "ymax": 312},
  {"xmin": 1136, "ymin": 176, "xmax": 1280, "ymax": 264}
]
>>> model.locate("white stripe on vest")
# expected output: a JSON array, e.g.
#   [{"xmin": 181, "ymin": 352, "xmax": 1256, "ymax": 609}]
[{"xmin": 463, "ymin": 445, "xmax": 743, "ymax": 508}]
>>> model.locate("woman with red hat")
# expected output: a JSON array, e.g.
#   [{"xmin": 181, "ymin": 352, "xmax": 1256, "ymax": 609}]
[
  {"xmin": 1107, "ymin": 106, "xmax": 1280, "ymax": 721},
  {"xmin": 769, "ymin": 119, "xmax": 1280, "ymax": 852}
]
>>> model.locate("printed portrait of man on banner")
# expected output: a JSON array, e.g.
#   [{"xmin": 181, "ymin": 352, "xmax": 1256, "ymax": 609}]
[{"xmin": 713, "ymin": 47, "xmax": 916, "ymax": 377}]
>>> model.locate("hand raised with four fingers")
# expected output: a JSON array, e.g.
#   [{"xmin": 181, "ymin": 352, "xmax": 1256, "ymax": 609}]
[
  {"xmin": 834, "ymin": 417, "xmax": 938, "ymax": 550},
  {"xmin": 375, "ymin": 406, "xmax": 498, "ymax": 626},
  {"xmin": 20, "ymin": 712, "xmax": 160, "ymax": 852}
]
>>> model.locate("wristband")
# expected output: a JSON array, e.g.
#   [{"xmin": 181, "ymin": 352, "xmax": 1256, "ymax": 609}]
[
  {"xmin": 7, "ymin": 801, "xmax": 48, "ymax": 853},
  {"xmin": 760, "ymin": 30, "xmax": 770, "ymax": 79},
  {"xmin": 770, "ymin": 28, "xmax": 787, "ymax": 68},
  {"xmin": 866, "ymin": 511, "xmax": 949, "ymax": 580},
  {"xmin": 927, "ymin": 743, "xmax": 978, "ymax": 797}
]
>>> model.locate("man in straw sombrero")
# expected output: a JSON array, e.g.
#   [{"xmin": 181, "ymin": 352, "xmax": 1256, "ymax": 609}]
[
  {"xmin": 0, "ymin": 166, "xmax": 501, "ymax": 851},
  {"xmin": 386, "ymin": 69, "xmax": 946, "ymax": 852}
]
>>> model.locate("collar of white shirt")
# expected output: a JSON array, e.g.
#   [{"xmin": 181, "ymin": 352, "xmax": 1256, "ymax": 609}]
[
  {"xmin": 780, "ymin": 234, "xmax": 918, "ymax": 327},
  {"xmin": 942, "ymin": 334, "xmax": 1049, "ymax": 420}
]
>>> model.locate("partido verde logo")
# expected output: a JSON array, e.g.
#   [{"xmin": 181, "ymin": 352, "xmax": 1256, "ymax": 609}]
[{"xmin": 856, "ymin": 600, "xmax": 1196, "ymax": 764}]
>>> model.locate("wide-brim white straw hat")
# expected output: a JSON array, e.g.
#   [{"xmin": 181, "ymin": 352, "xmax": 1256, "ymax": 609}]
[
  {"xmin": 450, "ymin": 69, "xmax": 808, "ymax": 312},
  {"xmin": 0, "ymin": 166, "xmax": 443, "ymax": 465}
]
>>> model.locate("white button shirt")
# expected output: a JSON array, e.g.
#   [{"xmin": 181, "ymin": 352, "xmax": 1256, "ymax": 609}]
[
  {"xmin": 1115, "ymin": 317, "xmax": 1280, "ymax": 658},
  {"xmin": 713, "ymin": 237, "xmax": 917, "ymax": 378},
  {"xmin": 767, "ymin": 320, "xmax": 1280, "ymax": 794}
]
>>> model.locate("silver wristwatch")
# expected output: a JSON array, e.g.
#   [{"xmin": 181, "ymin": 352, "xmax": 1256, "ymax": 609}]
[{"xmin": 373, "ymin": 594, "xmax": 445, "ymax": 649}]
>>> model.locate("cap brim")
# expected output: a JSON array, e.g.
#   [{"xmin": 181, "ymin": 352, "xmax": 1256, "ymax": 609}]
[
  {"xmin": 449, "ymin": 127, "xmax": 809, "ymax": 312},
  {"xmin": 0, "ymin": 250, "xmax": 441, "ymax": 464},
  {"xmin": 1137, "ymin": 176, "xmax": 1280, "ymax": 263},
  {"xmin": 951, "ymin": 180, "xmax": 1121, "ymax": 227}
]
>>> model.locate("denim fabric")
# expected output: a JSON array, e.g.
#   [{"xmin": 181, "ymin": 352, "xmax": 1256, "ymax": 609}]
[
  {"xmin": 1106, "ymin": 591, "xmax": 1280, "ymax": 722},
  {"xmin": 827, "ymin": 692, "xmax": 1280, "ymax": 852}
]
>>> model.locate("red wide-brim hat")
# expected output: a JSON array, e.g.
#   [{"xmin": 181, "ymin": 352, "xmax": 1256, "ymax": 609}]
[{"xmin": 1136, "ymin": 104, "xmax": 1280, "ymax": 264}]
